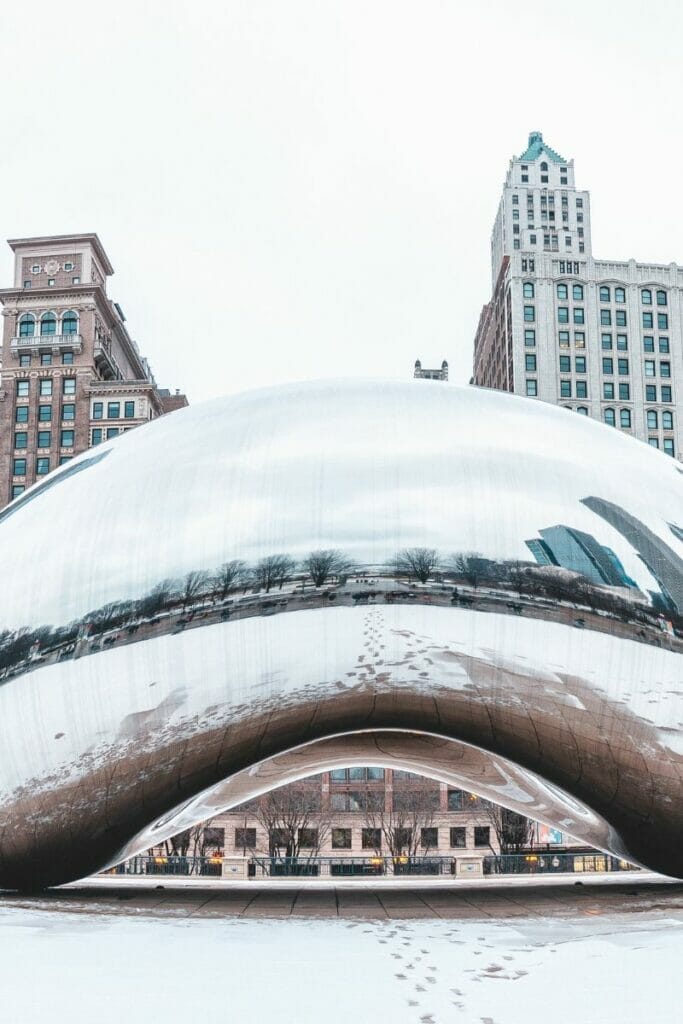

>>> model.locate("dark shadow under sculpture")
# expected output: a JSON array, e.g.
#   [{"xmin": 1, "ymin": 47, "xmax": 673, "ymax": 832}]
[{"xmin": 0, "ymin": 379, "xmax": 681, "ymax": 889}]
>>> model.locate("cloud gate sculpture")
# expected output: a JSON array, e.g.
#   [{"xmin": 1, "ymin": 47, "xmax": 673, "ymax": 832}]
[{"xmin": 0, "ymin": 378, "xmax": 682, "ymax": 890}]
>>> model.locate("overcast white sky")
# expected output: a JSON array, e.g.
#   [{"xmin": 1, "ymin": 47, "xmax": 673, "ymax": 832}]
[{"xmin": 2, "ymin": 0, "xmax": 683, "ymax": 403}]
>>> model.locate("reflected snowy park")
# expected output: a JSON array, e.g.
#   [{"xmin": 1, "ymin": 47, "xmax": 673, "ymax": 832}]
[{"xmin": 1, "ymin": 897, "xmax": 679, "ymax": 1023}]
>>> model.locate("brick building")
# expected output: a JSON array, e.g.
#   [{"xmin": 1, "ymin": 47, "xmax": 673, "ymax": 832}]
[{"xmin": 0, "ymin": 233, "xmax": 187, "ymax": 506}]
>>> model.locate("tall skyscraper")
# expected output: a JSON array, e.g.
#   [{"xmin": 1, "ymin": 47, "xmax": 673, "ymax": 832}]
[
  {"xmin": 0, "ymin": 234, "xmax": 187, "ymax": 508},
  {"xmin": 472, "ymin": 132, "xmax": 681, "ymax": 461},
  {"xmin": 525, "ymin": 524, "xmax": 636, "ymax": 590}
]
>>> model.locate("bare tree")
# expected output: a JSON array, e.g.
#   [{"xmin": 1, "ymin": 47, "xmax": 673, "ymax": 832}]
[
  {"xmin": 363, "ymin": 779, "xmax": 439, "ymax": 859},
  {"xmin": 252, "ymin": 781, "xmax": 330, "ymax": 862},
  {"xmin": 254, "ymin": 554, "xmax": 297, "ymax": 593},
  {"xmin": 392, "ymin": 547, "xmax": 440, "ymax": 584},
  {"xmin": 180, "ymin": 570, "xmax": 211, "ymax": 611},
  {"xmin": 448, "ymin": 551, "xmax": 493, "ymax": 588},
  {"xmin": 137, "ymin": 579, "xmax": 175, "ymax": 619},
  {"xmin": 482, "ymin": 803, "xmax": 536, "ymax": 855},
  {"xmin": 303, "ymin": 549, "xmax": 355, "ymax": 588},
  {"xmin": 212, "ymin": 559, "xmax": 248, "ymax": 601}
]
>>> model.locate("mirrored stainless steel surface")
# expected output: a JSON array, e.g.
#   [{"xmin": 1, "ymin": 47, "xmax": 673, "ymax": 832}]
[{"xmin": 0, "ymin": 378, "xmax": 681, "ymax": 888}]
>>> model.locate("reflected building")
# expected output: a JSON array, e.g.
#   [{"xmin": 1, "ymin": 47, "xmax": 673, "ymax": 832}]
[
  {"xmin": 414, "ymin": 359, "xmax": 449, "ymax": 381},
  {"xmin": 582, "ymin": 496, "xmax": 683, "ymax": 613},
  {"xmin": 525, "ymin": 525, "xmax": 637, "ymax": 590}
]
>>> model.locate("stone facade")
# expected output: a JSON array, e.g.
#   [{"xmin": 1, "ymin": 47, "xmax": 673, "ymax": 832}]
[
  {"xmin": 0, "ymin": 234, "xmax": 188, "ymax": 505},
  {"xmin": 473, "ymin": 133, "xmax": 682, "ymax": 461}
]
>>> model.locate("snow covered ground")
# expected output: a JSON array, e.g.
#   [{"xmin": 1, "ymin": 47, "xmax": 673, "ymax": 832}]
[{"xmin": 1, "ymin": 901, "xmax": 679, "ymax": 1023}]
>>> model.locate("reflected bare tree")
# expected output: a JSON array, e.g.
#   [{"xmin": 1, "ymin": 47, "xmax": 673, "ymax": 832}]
[
  {"xmin": 303, "ymin": 549, "xmax": 355, "ymax": 587},
  {"xmin": 363, "ymin": 780, "xmax": 439, "ymax": 858},
  {"xmin": 213, "ymin": 559, "xmax": 249, "ymax": 600},
  {"xmin": 180, "ymin": 570, "xmax": 211, "ymax": 611},
  {"xmin": 392, "ymin": 547, "xmax": 440, "ymax": 584},
  {"xmin": 254, "ymin": 554, "xmax": 297, "ymax": 593}
]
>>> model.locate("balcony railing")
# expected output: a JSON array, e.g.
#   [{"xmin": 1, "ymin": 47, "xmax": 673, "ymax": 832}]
[{"xmin": 11, "ymin": 333, "xmax": 82, "ymax": 352}]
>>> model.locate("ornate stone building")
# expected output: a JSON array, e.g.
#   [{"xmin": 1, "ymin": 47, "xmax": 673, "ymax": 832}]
[{"xmin": 0, "ymin": 234, "xmax": 187, "ymax": 505}]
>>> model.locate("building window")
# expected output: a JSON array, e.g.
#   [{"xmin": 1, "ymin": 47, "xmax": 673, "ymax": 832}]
[
  {"xmin": 361, "ymin": 828, "xmax": 381, "ymax": 850},
  {"xmin": 523, "ymin": 305, "xmax": 535, "ymax": 322},
  {"xmin": 31, "ymin": 264, "xmax": 40, "ymax": 274},
  {"xmin": 331, "ymin": 828, "xmax": 352, "ymax": 849},
  {"xmin": 647, "ymin": 410, "xmax": 659, "ymax": 430},
  {"xmin": 557, "ymin": 283, "xmax": 568, "ymax": 299},
  {"xmin": 601, "ymin": 333, "xmax": 612, "ymax": 350},
  {"xmin": 641, "ymin": 289, "xmax": 652, "ymax": 304},
  {"xmin": 614, "ymin": 287, "xmax": 626, "ymax": 304},
  {"xmin": 421, "ymin": 827, "xmax": 438, "ymax": 849},
  {"xmin": 663, "ymin": 411, "xmax": 674, "ymax": 430},
  {"xmin": 513, "ymin": 239, "xmax": 520, "ymax": 250},
  {"xmin": 574, "ymin": 331, "xmax": 585, "ymax": 348},
  {"xmin": 107, "ymin": 401, "xmax": 121, "ymax": 418},
  {"xmin": 558, "ymin": 331, "xmax": 570, "ymax": 348},
  {"xmin": 602, "ymin": 357, "xmax": 614, "ymax": 375},
  {"xmin": 560, "ymin": 380, "xmax": 572, "ymax": 398},
  {"xmin": 559, "ymin": 355, "xmax": 571, "ymax": 372},
  {"xmin": 62, "ymin": 403, "xmax": 75, "ymax": 421},
  {"xmin": 62, "ymin": 351, "xmax": 74, "ymax": 365},
  {"xmin": 529, "ymin": 234, "xmax": 536, "ymax": 244},
  {"xmin": 659, "ymin": 337, "xmax": 670, "ymax": 353},
  {"xmin": 106, "ymin": 427, "xmax": 119, "ymax": 439},
  {"xmin": 575, "ymin": 356, "xmax": 586, "ymax": 373},
  {"xmin": 474, "ymin": 826, "xmax": 490, "ymax": 848},
  {"xmin": 64, "ymin": 262, "xmax": 74, "ymax": 272},
  {"xmin": 11, "ymin": 485, "xmax": 25, "ymax": 499},
  {"xmin": 522, "ymin": 282, "xmax": 534, "ymax": 298},
  {"xmin": 656, "ymin": 290, "xmax": 667, "ymax": 306},
  {"xmin": 16, "ymin": 380, "xmax": 30, "ymax": 397},
  {"xmin": 577, "ymin": 406, "xmax": 588, "ymax": 415},
  {"xmin": 447, "ymin": 789, "xmax": 464, "ymax": 810},
  {"xmin": 557, "ymin": 306, "xmax": 569, "ymax": 323},
  {"xmin": 620, "ymin": 409, "xmax": 632, "ymax": 428},
  {"xmin": 617, "ymin": 358, "xmax": 629, "ymax": 376},
  {"xmin": 619, "ymin": 383, "xmax": 630, "ymax": 400},
  {"xmin": 526, "ymin": 379, "xmax": 537, "ymax": 397},
  {"xmin": 615, "ymin": 310, "xmax": 627, "ymax": 327},
  {"xmin": 661, "ymin": 361, "xmax": 671, "ymax": 378},
  {"xmin": 36, "ymin": 457, "xmax": 50, "ymax": 475},
  {"xmin": 12, "ymin": 458, "xmax": 26, "ymax": 476},
  {"xmin": 576, "ymin": 381, "xmax": 587, "ymax": 399},
  {"xmin": 40, "ymin": 313, "xmax": 57, "ymax": 336},
  {"xmin": 234, "ymin": 828, "xmax": 256, "ymax": 849},
  {"xmin": 573, "ymin": 307, "xmax": 584, "ymax": 324},
  {"xmin": 600, "ymin": 309, "xmax": 612, "ymax": 326},
  {"xmin": 39, "ymin": 354, "xmax": 52, "ymax": 368},
  {"xmin": 449, "ymin": 827, "xmax": 466, "ymax": 848},
  {"xmin": 658, "ymin": 313, "xmax": 668, "ymax": 330},
  {"xmin": 23, "ymin": 281, "xmax": 31, "ymax": 288},
  {"xmin": 603, "ymin": 382, "xmax": 615, "ymax": 399},
  {"xmin": 15, "ymin": 406, "xmax": 29, "ymax": 424},
  {"xmin": 63, "ymin": 378, "xmax": 76, "ymax": 395},
  {"xmin": 604, "ymin": 408, "xmax": 616, "ymax": 426},
  {"xmin": 14, "ymin": 432, "xmax": 27, "ymax": 449},
  {"xmin": 521, "ymin": 174, "xmax": 528, "ymax": 183},
  {"xmin": 649, "ymin": 437, "xmax": 659, "ymax": 448},
  {"xmin": 615, "ymin": 335, "xmax": 627, "ymax": 351},
  {"xmin": 124, "ymin": 400, "xmax": 136, "ymax": 419},
  {"xmin": 92, "ymin": 402, "xmax": 104, "ymax": 420},
  {"xmin": 643, "ymin": 336, "xmax": 655, "ymax": 353},
  {"xmin": 39, "ymin": 379, "xmax": 53, "ymax": 396},
  {"xmin": 60, "ymin": 429, "xmax": 75, "ymax": 447},
  {"xmin": 512, "ymin": 195, "xmax": 518, "ymax": 204},
  {"xmin": 662, "ymin": 386, "xmax": 672, "ymax": 402},
  {"xmin": 572, "ymin": 284, "xmax": 584, "ymax": 300},
  {"xmin": 91, "ymin": 428, "xmax": 103, "ymax": 446},
  {"xmin": 18, "ymin": 314, "xmax": 35, "ymax": 337},
  {"xmin": 646, "ymin": 385, "xmax": 657, "ymax": 402},
  {"xmin": 38, "ymin": 405, "xmax": 51, "ymax": 422},
  {"xmin": 525, "ymin": 354, "xmax": 537, "ymax": 372},
  {"xmin": 47, "ymin": 278, "xmax": 55, "ymax": 287},
  {"xmin": 599, "ymin": 286, "xmax": 610, "ymax": 302},
  {"xmin": 19, "ymin": 354, "xmax": 31, "ymax": 367},
  {"xmin": 62, "ymin": 311, "xmax": 78, "ymax": 335},
  {"xmin": 664, "ymin": 438, "xmax": 675, "ymax": 457},
  {"xmin": 645, "ymin": 359, "xmax": 656, "ymax": 377},
  {"xmin": 524, "ymin": 329, "xmax": 536, "ymax": 347},
  {"xmin": 643, "ymin": 311, "xmax": 654, "ymax": 328},
  {"xmin": 37, "ymin": 430, "xmax": 51, "ymax": 448}
]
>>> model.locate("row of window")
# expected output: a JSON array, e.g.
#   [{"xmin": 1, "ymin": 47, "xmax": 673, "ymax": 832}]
[
  {"xmin": 18, "ymin": 312, "xmax": 79, "ymax": 336},
  {"xmin": 513, "ymin": 190, "xmax": 580, "ymax": 205},
  {"xmin": 649, "ymin": 438, "xmax": 676, "ymax": 455},
  {"xmin": 91, "ymin": 427, "xmax": 121, "ymax": 445},
  {"xmin": 18, "ymin": 352, "xmax": 74, "ymax": 367},
  {"xmin": 29, "ymin": 262, "xmax": 76, "ymax": 274},
  {"xmin": 14, "ymin": 430, "xmax": 75, "ymax": 450},
  {"xmin": 16, "ymin": 378, "xmax": 76, "ymax": 397},
  {"xmin": 16, "ymin": 404, "xmax": 75, "ymax": 423},
  {"xmin": 524, "ymin": 304, "xmax": 672, "ymax": 332},
  {"xmin": 23, "ymin": 277, "xmax": 80, "ymax": 288},
  {"xmin": 233, "ymin": 825, "xmax": 491, "ymax": 851},
  {"xmin": 92, "ymin": 401, "xmax": 135, "ymax": 420}
]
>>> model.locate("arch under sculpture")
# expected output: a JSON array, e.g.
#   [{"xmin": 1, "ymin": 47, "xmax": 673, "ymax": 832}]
[{"xmin": 0, "ymin": 378, "xmax": 681, "ymax": 890}]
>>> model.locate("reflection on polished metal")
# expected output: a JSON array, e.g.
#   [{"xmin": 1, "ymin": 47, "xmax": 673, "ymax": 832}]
[{"xmin": 0, "ymin": 379, "xmax": 681, "ymax": 889}]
